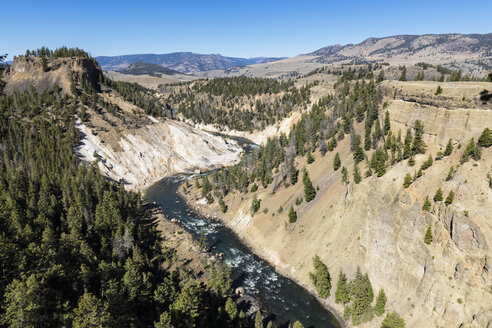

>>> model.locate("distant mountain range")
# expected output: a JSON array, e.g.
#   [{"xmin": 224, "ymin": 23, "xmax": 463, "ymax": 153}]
[
  {"xmin": 308, "ymin": 33, "xmax": 492, "ymax": 73},
  {"xmin": 96, "ymin": 52, "xmax": 286, "ymax": 74}
]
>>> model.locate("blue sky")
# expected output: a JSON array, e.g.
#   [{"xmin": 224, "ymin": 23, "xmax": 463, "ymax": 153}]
[{"xmin": 3, "ymin": 0, "xmax": 492, "ymax": 60}]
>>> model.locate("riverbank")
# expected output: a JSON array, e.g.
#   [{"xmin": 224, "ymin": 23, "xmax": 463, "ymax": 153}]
[{"xmin": 177, "ymin": 184, "xmax": 347, "ymax": 328}]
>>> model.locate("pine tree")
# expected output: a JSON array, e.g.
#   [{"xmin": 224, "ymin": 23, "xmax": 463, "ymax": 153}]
[
  {"xmin": 434, "ymin": 188, "xmax": 443, "ymax": 202},
  {"xmin": 445, "ymin": 166, "xmax": 454, "ymax": 181},
  {"xmin": 403, "ymin": 173, "xmax": 413, "ymax": 188},
  {"xmin": 478, "ymin": 128, "xmax": 492, "ymax": 147},
  {"xmin": 303, "ymin": 170, "xmax": 316, "ymax": 202},
  {"xmin": 398, "ymin": 66, "xmax": 407, "ymax": 81},
  {"xmin": 384, "ymin": 111, "xmax": 391, "ymax": 136},
  {"xmin": 381, "ymin": 312, "xmax": 405, "ymax": 328},
  {"xmin": 292, "ymin": 321, "xmax": 304, "ymax": 328},
  {"xmin": 403, "ymin": 128, "xmax": 413, "ymax": 159},
  {"xmin": 306, "ymin": 151, "xmax": 314, "ymax": 164},
  {"xmin": 374, "ymin": 289, "xmax": 387, "ymax": 317},
  {"xmin": 288, "ymin": 206, "xmax": 297, "ymax": 223},
  {"xmin": 377, "ymin": 69, "xmax": 385, "ymax": 83},
  {"xmin": 435, "ymin": 85, "xmax": 443, "ymax": 95},
  {"xmin": 72, "ymin": 293, "xmax": 111, "ymax": 328},
  {"xmin": 424, "ymin": 225, "xmax": 433, "ymax": 244},
  {"xmin": 445, "ymin": 190, "xmax": 455, "ymax": 205},
  {"xmin": 290, "ymin": 158, "xmax": 298, "ymax": 185},
  {"xmin": 341, "ymin": 166, "xmax": 348, "ymax": 184},
  {"xmin": 255, "ymin": 310, "xmax": 263, "ymax": 328},
  {"xmin": 353, "ymin": 164, "xmax": 362, "ymax": 184},
  {"xmin": 364, "ymin": 123, "xmax": 372, "ymax": 151},
  {"xmin": 333, "ymin": 152, "xmax": 341, "ymax": 171},
  {"xmin": 353, "ymin": 134, "xmax": 365, "ymax": 164},
  {"xmin": 444, "ymin": 139, "xmax": 453, "ymax": 156},
  {"xmin": 412, "ymin": 120, "xmax": 426, "ymax": 154},
  {"xmin": 335, "ymin": 270, "xmax": 350, "ymax": 305},
  {"xmin": 422, "ymin": 196, "xmax": 431, "ymax": 211},
  {"xmin": 225, "ymin": 297, "xmax": 237, "ymax": 321},
  {"xmin": 309, "ymin": 255, "xmax": 331, "ymax": 298}
]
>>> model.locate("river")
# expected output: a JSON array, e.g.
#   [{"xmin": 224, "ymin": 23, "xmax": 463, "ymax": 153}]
[{"xmin": 144, "ymin": 174, "xmax": 341, "ymax": 328}]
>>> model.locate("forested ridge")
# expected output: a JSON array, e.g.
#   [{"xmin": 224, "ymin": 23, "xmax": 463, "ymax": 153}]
[
  {"xmin": 0, "ymin": 53, "xmax": 271, "ymax": 328},
  {"xmin": 162, "ymin": 76, "xmax": 315, "ymax": 131}
]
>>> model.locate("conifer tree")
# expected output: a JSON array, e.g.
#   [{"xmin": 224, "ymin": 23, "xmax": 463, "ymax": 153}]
[
  {"xmin": 424, "ymin": 226, "xmax": 433, "ymax": 244},
  {"xmin": 335, "ymin": 270, "xmax": 350, "ymax": 305},
  {"xmin": 381, "ymin": 312, "xmax": 405, "ymax": 328},
  {"xmin": 353, "ymin": 134, "xmax": 365, "ymax": 164},
  {"xmin": 290, "ymin": 158, "xmax": 298, "ymax": 185},
  {"xmin": 434, "ymin": 188, "xmax": 443, "ymax": 202},
  {"xmin": 384, "ymin": 111, "xmax": 391, "ymax": 136},
  {"xmin": 255, "ymin": 310, "xmax": 263, "ymax": 328},
  {"xmin": 412, "ymin": 120, "xmax": 426, "ymax": 154},
  {"xmin": 353, "ymin": 164, "xmax": 362, "ymax": 184},
  {"xmin": 445, "ymin": 190, "xmax": 455, "ymax": 205},
  {"xmin": 309, "ymin": 255, "xmax": 331, "ymax": 298},
  {"xmin": 422, "ymin": 196, "xmax": 431, "ymax": 211},
  {"xmin": 403, "ymin": 128, "xmax": 413, "ymax": 159},
  {"xmin": 403, "ymin": 173, "xmax": 413, "ymax": 188},
  {"xmin": 341, "ymin": 166, "xmax": 348, "ymax": 184},
  {"xmin": 478, "ymin": 128, "xmax": 492, "ymax": 148},
  {"xmin": 333, "ymin": 152, "xmax": 341, "ymax": 171},
  {"xmin": 377, "ymin": 69, "xmax": 385, "ymax": 83},
  {"xmin": 364, "ymin": 123, "xmax": 372, "ymax": 151},
  {"xmin": 292, "ymin": 321, "xmax": 304, "ymax": 328},
  {"xmin": 443, "ymin": 139, "xmax": 453, "ymax": 156},
  {"xmin": 374, "ymin": 289, "xmax": 387, "ymax": 317},
  {"xmin": 303, "ymin": 169, "xmax": 316, "ymax": 202},
  {"xmin": 399, "ymin": 66, "xmax": 407, "ymax": 81},
  {"xmin": 288, "ymin": 206, "xmax": 297, "ymax": 223}
]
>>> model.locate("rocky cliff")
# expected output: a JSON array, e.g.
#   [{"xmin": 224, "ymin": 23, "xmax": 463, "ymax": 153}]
[
  {"xmin": 183, "ymin": 81, "xmax": 492, "ymax": 328},
  {"xmin": 3, "ymin": 56, "xmax": 102, "ymax": 94}
]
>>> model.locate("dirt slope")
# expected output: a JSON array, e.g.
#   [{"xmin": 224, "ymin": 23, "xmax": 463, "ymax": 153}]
[{"xmin": 183, "ymin": 81, "xmax": 492, "ymax": 328}]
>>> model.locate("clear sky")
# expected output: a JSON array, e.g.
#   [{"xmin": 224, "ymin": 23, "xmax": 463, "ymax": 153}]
[{"xmin": 3, "ymin": 0, "xmax": 492, "ymax": 60}]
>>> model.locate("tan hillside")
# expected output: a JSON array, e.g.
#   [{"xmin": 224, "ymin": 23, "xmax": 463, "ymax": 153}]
[{"xmin": 182, "ymin": 80, "xmax": 492, "ymax": 328}]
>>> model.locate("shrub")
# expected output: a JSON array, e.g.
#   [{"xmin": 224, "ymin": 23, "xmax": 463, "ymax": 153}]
[{"xmin": 250, "ymin": 183, "xmax": 258, "ymax": 192}]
